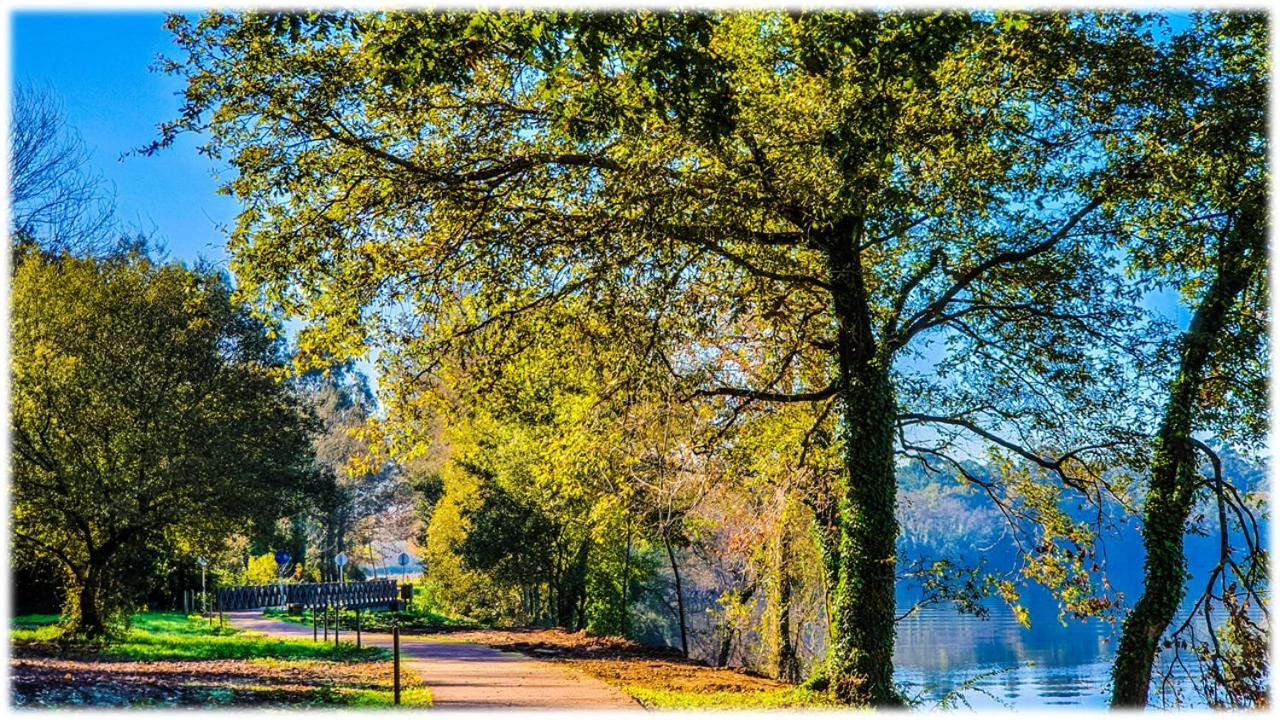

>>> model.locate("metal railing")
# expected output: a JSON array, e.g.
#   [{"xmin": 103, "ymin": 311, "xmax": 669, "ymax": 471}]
[{"xmin": 216, "ymin": 579, "xmax": 398, "ymax": 611}]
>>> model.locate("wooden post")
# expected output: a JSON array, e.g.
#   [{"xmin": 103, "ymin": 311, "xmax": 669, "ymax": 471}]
[{"xmin": 393, "ymin": 625, "xmax": 401, "ymax": 705}]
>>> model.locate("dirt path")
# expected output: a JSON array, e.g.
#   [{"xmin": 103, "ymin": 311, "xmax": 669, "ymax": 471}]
[{"xmin": 226, "ymin": 611, "xmax": 641, "ymax": 710}]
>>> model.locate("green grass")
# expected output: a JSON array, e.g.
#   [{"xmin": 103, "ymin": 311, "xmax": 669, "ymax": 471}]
[
  {"xmin": 12, "ymin": 611, "xmax": 388, "ymax": 662},
  {"xmin": 299, "ymin": 685, "xmax": 433, "ymax": 707},
  {"xmin": 12, "ymin": 613, "xmax": 60, "ymax": 629},
  {"xmin": 625, "ymin": 686, "xmax": 838, "ymax": 710}
]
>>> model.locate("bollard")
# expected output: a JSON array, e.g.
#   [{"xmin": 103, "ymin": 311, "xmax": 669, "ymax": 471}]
[{"xmin": 393, "ymin": 625, "xmax": 401, "ymax": 705}]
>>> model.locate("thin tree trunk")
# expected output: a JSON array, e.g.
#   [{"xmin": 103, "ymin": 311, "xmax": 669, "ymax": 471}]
[
  {"xmin": 620, "ymin": 516, "xmax": 633, "ymax": 637},
  {"xmin": 824, "ymin": 227, "xmax": 901, "ymax": 706},
  {"xmin": 771, "ymin": 498, "xmax": 801, "ymax": 683},
  {"xmin": 1111, "ymin": 195, "xmax": 1262, "ymax": 708},
  {"xmin": 664, "ymin": 533, "xmax": 689, "ymax": 657}
]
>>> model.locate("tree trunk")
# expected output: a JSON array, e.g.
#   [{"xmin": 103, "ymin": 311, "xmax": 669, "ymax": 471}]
[
  {"xmin": 771, "ymin": 499, "xmax": 801, "ymax": 683},
  {"xmin": 1111, "ymin": 195, "xmax": 1262, "ymax": 708},
  {"xmin": 715, "ymin": 585, "xmax": 753, "ymax": 667},
  {"xmin": 808, "ymin": 501, "xmax": 841, "ymax": 652},
  {"xmin": 664, "ymin": 533, "xmax": 689, "ymax": 657},
  {"xmin": 620, "ymin": 517, "xmax": 633, "ymax": 637},
  {"xmin": 68, "ymin": 565, "xmax": 107, "ymax": 637},
  {"xmin": 555, "ymin": 539, "xmax": 590, "ymax": 629},
  {"xmin": 825, "ymin": 229, "xmax": 901, "ymax": 706}
]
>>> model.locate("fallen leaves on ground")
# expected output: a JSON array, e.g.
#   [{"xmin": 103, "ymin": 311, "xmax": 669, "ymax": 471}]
[
  {"xmin": 428, "ymin": 627, "xmax": 792, "ymax": 695},
  {"xmin": 10, "ymin": 649, "xmax": 426, "ymax": 707}
]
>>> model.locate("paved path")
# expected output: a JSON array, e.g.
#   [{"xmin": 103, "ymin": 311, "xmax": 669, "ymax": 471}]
[{"xmin": 226, "ymin": 611, "xmax": 640, "ymax": 710}]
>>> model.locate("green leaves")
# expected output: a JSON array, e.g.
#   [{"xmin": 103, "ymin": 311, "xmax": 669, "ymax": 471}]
[{"xmin": 10, "ymin": 250, "xmax": 316, "ymax": 634}]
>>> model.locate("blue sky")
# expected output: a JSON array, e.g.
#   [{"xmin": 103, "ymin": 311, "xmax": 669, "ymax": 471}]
[{"xmin": 13, "ymin": 11, "xmax": 235, "ymax": 268}]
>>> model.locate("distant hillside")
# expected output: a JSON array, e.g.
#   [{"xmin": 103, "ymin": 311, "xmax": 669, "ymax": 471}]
[{"xmin": 894, "ymin": 446, "xmax": 1268, "ymax": 607}]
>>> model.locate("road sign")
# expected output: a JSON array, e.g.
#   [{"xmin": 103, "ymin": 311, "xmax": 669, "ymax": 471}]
[
  {"xmin": 197, "ymin": 556, "xmax": 207, "ymax": 567},
  {"xmin": 274, "ymin": 551, "xmax": 291, "ymax": 567},
  {"xmin": 398, "ymin": 553, "xmax": 410, "ymax": 567},
  {"xmin": 335, "ymin": 552, "xmax": 348, "ymax": 567}
]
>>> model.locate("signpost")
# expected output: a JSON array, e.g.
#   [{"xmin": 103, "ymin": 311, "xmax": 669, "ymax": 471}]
[
  {"xmin": 332, "ymin": 553, "xmax": 348, "ymax": 646},
  {"xmin": 274, "ymin": 551, "xmax": 291, "ymax": 619},
  {"xmin": 393, "ymin": 625, "xmax": 401, "ymax": 705},
  {"xmin": 398, "ymin": 552, "xmax": 410, "ymax": 583},
  {"xmin": 197, "ymin": 556, "xmax": 208, "ymax": 618}
]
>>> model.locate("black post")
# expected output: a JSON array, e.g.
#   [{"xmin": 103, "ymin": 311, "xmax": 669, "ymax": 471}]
[
  {"xmin": 334, "ymin": 605, "xmax": 340, "ymax": 646},
  {"xmin": 356, "ymin": 608, "xmax": 362, "ymax": 648},
  {"xmin": 323, "ymin": 605, "xmax": 329, "ymax": 642},
  {"xmin": 313, "ymin": 605, "xmax": 317, "ymax": 641},
  {"xmin": 217, "ymin": 592, "xmax": 223, "ymax": 629},
  {"xmin": 393, "ymin": 624, "xmax": 401, "ymax": 705}
]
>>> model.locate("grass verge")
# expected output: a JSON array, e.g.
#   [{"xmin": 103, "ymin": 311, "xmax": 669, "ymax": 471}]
[
  {"xmin": 10, "ymin": 612, "xmax": 427, "ymax": 708},
  {"xmin": 625, "ymin": 686, "xmax": 837, "ymax": 709},
  {"xmin": 265, "ymin": 605, "xmax": 473, "ymax": 634}
]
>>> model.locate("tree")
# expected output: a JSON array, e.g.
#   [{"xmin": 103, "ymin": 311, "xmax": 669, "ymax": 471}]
[
  {"xmin": 10, "ymin": 247, "xmax": 317, "ymax": 636},
  {"xmin": 1106, "ymin": 13, "xmax": 1268, "ymax": 708},
  {"xmin": 158, "ymin": 11, "xmax": 1166, "ymax": 703},
  {"xmin": 9, "ymin": 81, "xmax": 115, "ymax": 253},
  {"xmin": 295, "ymin": 365, "xmax": 396, "ymax": 581}
]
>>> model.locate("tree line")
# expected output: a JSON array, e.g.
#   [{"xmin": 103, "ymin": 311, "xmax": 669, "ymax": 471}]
[{"xmin": 9, "ymin": 83, "xmax": 419, "ymax": 636}]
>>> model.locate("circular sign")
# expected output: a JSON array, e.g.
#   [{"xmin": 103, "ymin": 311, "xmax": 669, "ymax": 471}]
[
  {"xmin": 335, "ymin": 552, "xmax": 348, "ymax": 567},
  {"xmin": 274, "ymin": 551, "xmax": 291, "ymax": 567},
  {"xmin": 196, "ymin": 556, "xmax": 208, "ymax": 567},
  {"xmin": 398, "ymin": 553, "xmax": 410, "ymax": 567}
]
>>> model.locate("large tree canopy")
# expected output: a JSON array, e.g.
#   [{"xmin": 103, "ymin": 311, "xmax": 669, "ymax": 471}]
[
  {"xmin": 159, "ymin": 10, "xmax": 1196, "ymax": 704},
  {"xmin": 10, "ymin": 247, "xmax": 318, "ymax": 636}
]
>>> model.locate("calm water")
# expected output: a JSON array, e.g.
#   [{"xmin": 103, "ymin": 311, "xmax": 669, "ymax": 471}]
[{"xmin": 894, "ymin": 603, "xmax": 1127, "ymax": 710}]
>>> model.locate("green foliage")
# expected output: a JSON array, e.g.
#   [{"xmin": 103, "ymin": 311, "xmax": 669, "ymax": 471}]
[
  {"xmin": 244, "ymin": 553, "xmax": 283, "ymax": 585},
  {"xmin": 10, "ymin": 248, "xmax": 319, "ymax": 637}
]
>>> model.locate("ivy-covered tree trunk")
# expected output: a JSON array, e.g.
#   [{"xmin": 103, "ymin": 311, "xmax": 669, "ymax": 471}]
[
  {"xmin": 809, "ymin": 503, "xmax": 841, "ymax": 652},
  {"xmin": 1110, "ymin": 196, "xmax": 1262, "ymax": 707},
  {"xmin": 825, "ymin": 230, "xmax": 901, "ymax": 706}
]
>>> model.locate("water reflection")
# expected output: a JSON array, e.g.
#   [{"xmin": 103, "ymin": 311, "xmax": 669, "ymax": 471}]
[
  {"xmin": 893, "ymin": 600, "xmax": 1261, "ymax": 709},
  {"xmin": 893, "ymin": 602, "xmax": 1116, "ymax": 709}
]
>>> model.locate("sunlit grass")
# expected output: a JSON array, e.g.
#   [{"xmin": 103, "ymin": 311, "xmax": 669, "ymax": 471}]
[
  {"xmin": 11, "ymin": 611, "xmax": 388, "ymax": 662},
  {"xmin": 625, "ymin": 686, "xmax": 837, "ymax": 709}
]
